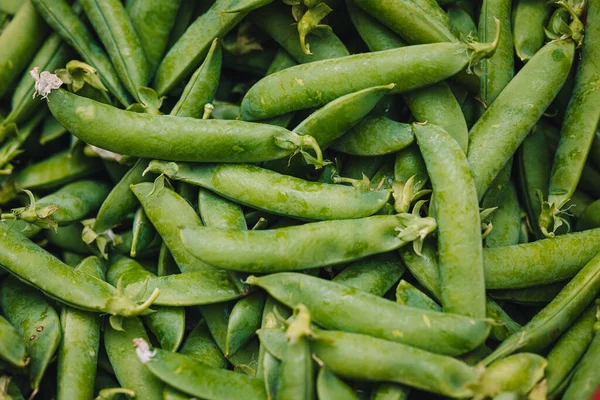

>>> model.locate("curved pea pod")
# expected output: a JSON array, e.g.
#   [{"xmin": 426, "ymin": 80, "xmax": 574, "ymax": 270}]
[
  {"xmin": 467, "ymin": 38, "xmax": 575, "ymax": 199},
  {"xmin": 476, "ymin": 353, "xmax": 547, "ymax": 397},
  {"xmin": 331, "ymin": 117, "xmax": 414, "ymax": 156},
  {"xmin": 153, "ymin": 0, "xmax": 247, "ymax": 96},
  {"xmin": 181, "ymin": 214, "xmax": 437, "ymax": 273},
  {"xmin": 126, "ymin": 0, "xmax": 181, "ymax": 76},
  {"xmin": 346, "ymin": 0, "xmax": 406, "ymax": 51},
  {"xmin": 248, "ymin": 273, "xmax": 491, "ymax": 356},
  {"xmin": 0, "ymin": 111, "xmax": 45, "ymax": 173},
  {"xmin": 545, "ymin": 303, "xmax": 597, "ymax": 397},
  {"xmin": 332, "ymin": 252, "xmax": 405, "ymax": 296},
  {"xmin": 250, "ymin": 2, "xmax": 349, "ymax": 65},
  {"xmin": 484, "ymin": 228, "xmax": 600, "ymax": 289},
  {"xmin": 47, "ymin": 90, "xmax": 322, "ymax": 164},
  {"xmin": 578, "ymin": 200, "xmax": 600, "ymax": 231},
  {"xmin": 562, "ymin": 321, "xmax": 600, "ymax": 400},
  {"xmin": 31, "ymin": 0, "xmax": 131, "ymax": 106},
  {"xmin": 130, "ymin": 207, "xmax": 157, "ymax": 257},
  {"xmin": 395, "ymin": 280, "xmax": 441, "ymax": 311},
  {"xmin": 148, "ymin": 162, "xmax": 391, "ymax": 220},
  {"xmin": 484, "ymin": 250, "xmax": 600, "ymax": 364},
  {"xmin": 485, "ymin": 181, "xmax": 521, "ymax": 248},
  {"xmin": 57, "ymin": 256, "xmax": 105, "ymax": 400},
  {"xmin": 317, "ymin": 364, "xmax": 358, "ymax": 400},
  {"xmin": 105, "ymin": 318, "xmax": 163, "ymax": 400},
  {"xmin": 133, "ymin": 339, "xmax": 267, "ymax": 400},
  {"xmin": 241, "ymin": 41, "xmax": 496, "ymax": 121},
  {"xmin": 0, "ymin": 221, "xmax": 157, "ymax": 317},
  {"xmin": 512, "ymin": 0, "xmax": 550, "ymax": 62},
  {"xmin": 0, "ymin": 277, "xmax": 60, "ymax": 391},
  {"xmin": 0, "ymin": 315, "xmax": 27, "ymax": 368},
  {"xmin": 0, "ymin": 0, "xmax": 48, "ymax": 99},
  {"xmin": 488, "ymin": 282, "xmax": 566, "ymax": 305},
  {"xmin": 226, "ymin": 291, "xmax": 266, "ymax": 357}
]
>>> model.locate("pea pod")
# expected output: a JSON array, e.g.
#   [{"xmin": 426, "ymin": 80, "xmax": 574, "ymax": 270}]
[
  {"xmin": 512, "ymin": 0, "xmax": 550, "ymax": 62},
  {"xmin": 148, "ymin": 161, "xmax": 391, "ymax": 220},
  {"xmin": 0, "ymin": 277, "xmax": 61, "ymax": 390},
  {"xmin": 331, "ymin": 117, "xmax": 414, "ymax": 156},
  {"xmin": 371, "ymin": 383, "xmax": 410, "ymax": 400},
  {"xmin": 346, "ymin": 0, "xmax": 406, "ymax": 51},
  {"xmin": 395, "ymin": 280, "xmax": 441, "ymax": 312},
  {"xmin": 317, "ymin": 364, "xmax": 359, "ymax": 400},
  {"xmin": 562, "ymin": 319, "xmax": 600, "ymax": 400},
  {"xmin": 134, "ymin": 339, "xmax": 267, "ymax": 400},
  {"xmin": 477, "ymin": 353, "xmax": 547, "ymax": 397},
  {"xmin": 332, "ymin": 252, "xmax": 405, "ymax": 297},
  {"xmin": 181, "ymin": 214, "xmax": 436, "ymax": 273},
  {"xmin": 578, "ymin": 200, "xmax": 600, "ymax": 231},
  {"xmin": 489, "ymin": 282, "xmax": 566, "ymax": 305},
  {"xmin": 0, "ymin": 314, "xmax": 26, "ymax": 368},
  {"xmin": 57, "ymin": 256, "xmax": 105, "ymax": 400},
  {"xmin": 248, "ymin": 272, "xmax": 491, "ymax": 356},
  {"xmin": 226, "ymin": 291, "xmax": 266, "ymax": 357},
  {"xmin": 485, "ymin": 181, "xmax": 521, "ymax": 248},
  {"xmin": 448, "ymin": 5, "xmax": 478, "ymax": 40},
  {"xmin": 130, "ymin": 207, "xmax": 157, "ymax": 257}
]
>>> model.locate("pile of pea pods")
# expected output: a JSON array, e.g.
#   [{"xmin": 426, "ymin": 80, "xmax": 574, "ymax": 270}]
[{"xmin": 1, "ymin": 0, "xmax": 600, "ymax": 399}]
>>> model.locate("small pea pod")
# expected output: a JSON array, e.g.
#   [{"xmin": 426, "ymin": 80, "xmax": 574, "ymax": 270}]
[
  {"xmin": 448, "ymin": 5, "xmax": 478, "ymax": 40},
  {"xmin": 331, "ymin": 117, "xmax": 414, "ymax": 156},
  {"xmin": 332, "ymin": 252, "xmax": 405, "ymax": 297},
  {"xmin": 226, "ymin": 291, "xmax": 266, "ymax": 357},
  {"xmin": 370, "ymin": 383, "xmax": 410, "ymax": 400},
  {"xmin": 129, "ymin": 206, "xmax": 157, "ymax": 257},
  {"xmin": 488, "ymin": 282, "xmax": 566, "ymax": 305},
  {"xmin": 578, "ymin": 200, "xmax": 600, "ymax": 231},
  {"xmin": 346, "ymin": 0, "xmax": 406, "ymax": 51},
  {"xmin": 133, "ymin": 338, "xmax": 267, "ymax": 400},
  {"xmin": 512, "ymin": 0, "xmax": 551, "ymax": 62},
  {"xmin": 562, "ymin": 318, "xmax": 600, "ymax": 400},
  {"xmin": 395, "ymin": 280, "xmax": 442, "ymax": 312},
  {"xmin": 46, "ymin": 223, "xmax": 92, "ymax": 254},
  {"xmin": 476, "ymin": 353, "xmax": 547, "ymax": 398},
  {"xmin": 0, "ymin": 277, "xmax": 61, "ymax": 391},
  {"xmin": 485, "ymin": 181, "xmax": 521, "ymax": 248},
  {"xmin": 0, "ymin": 314, "xmax": 27, "ymax": 368},
  {"xmin": 57, "ymin": 256, "xmax": 105, "ymax": 400},
  {"xmin": 0, "ymin": 111, "xmax": 45, "ymax": 173}
]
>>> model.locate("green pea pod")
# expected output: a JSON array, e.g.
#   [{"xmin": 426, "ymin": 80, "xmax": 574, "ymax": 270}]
[
  {"xmin": 105, "ymin": 318, "xmax": 163, "ymax": 400},
  {"xmin": 467, "ymin": 38, "xmax": 575, "ymax": 199},
  {"xmin": 181, "ymin": 214, "xmax": 436, "ymax": 273},
  {"xmin": 256, "ymin": 296, "xmax": 289, "ymax": 390},
  {"xmin": 126, "ymin": 0, "xmax": 181, "ymax": 77},
  {"xmin": 394, "ymin": 145, "xmax": 428, "ymax": 191},
  {"xmin": 331, "ymin": 116, "xmax": 414, "ymax": 156},
  {"xmin": 371, "ymin": 383, "xmax": 410, "ymax": 400},
  {"xmin": 57, "ymin": 256, "xmax": 105, "ymax": 400},
  {"xmin": 31, "ymin": 0, "xmax": 131, "ymax": 106},
  {"xmin": 448, "ymin": 5, "xmax": 478, "ymax": 40},
  {"xmin": 545, "ymin": 303, "xmax": 597, "ymax": 397},
  {"xmin": 47, "ymin": 90, "xmax": 322, "ymax": 164},
  {"xmin": 332, "ymin": 252, "xmax": 405, "ymax": 296},
  {"xmin": 225, "ymin": 291, "xmax": 266, "ymax": 357},
  {"xmin": 0, "ymin": 277, "xmax": 60, "ymax": 390},
  {"xmin": 130, "ymin": 206, "xmax": 157, "ymax": 257},
  {"xmin": 578, "ymin": 200, "xmax": 600, "ymax": 231},
  {"xmin": 153, "ymin": 0, "xmax": 247, "ymax": 95},
  {"xmin": 248, "ymin": 272, "xmax": 491, "ymax": 356},
  {"xmin": 346, "ymin": 0, "xmax": 406, "ymax": 51},
  {"xmin": 0, "ymin": 0, "xmax": 23, "ymax": 13},
  {"xmin": 485, "ymin": 181, "xmax": 521, "ymax": 248},
  {"xmin": 488, "ymin": 282, "xmax": 566, "ymax": 305},
  {"xmin": 512, "ymin": 0, "xmax": 550, "ymax": 62},
  {"xmin": 250, "ymin": 2, "xmax": 349, "ymax": 65},
  {"xmin": 171, "ymin": 38, "xmax": 222, "ymax": 119},
  {"xmin": 477, "ymin": 353, "xmax": 547, "ymax": 397},
  {"xmin": 0, "ymin": 111, "xmax": 45, "ymax": 172},
  {"xmin": 395, "ymin": 280, "xmax": 442, "ymax": 311},
  {"xmin": 46, "ymin": 223, "xmax": 91, "ymax": 254},
  {"xmin": 484, "ymin": 250, "xmax": 600, "ymax": 364},
  {"xmin": 0, "ymin": 0, "xmax": 48, "ymax": 99},
  {"xmin": 38, "ymin": 115, "xmax": 67, "ymax": 145},
  {"xmin": 562, "ymin": 321, "xmax": 600, "ymax": 400},
  {"xmin": 241, "ymin": 40, "xmax": 496, "ymax": 121},
  {"xmin": 0, "ymin": 314, "xmax": 26, "ymax": 368},
  {"xmin": 134, "ymin": 339, "xmax": 267, "ymax": 399},
  {"xmin": 148, "ymin": 161, "xmax": 391, "ymax": 220}
]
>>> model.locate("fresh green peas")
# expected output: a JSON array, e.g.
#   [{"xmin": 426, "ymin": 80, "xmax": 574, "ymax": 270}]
[
  {"xmin": 562, "ymin": 318, "xmax": 600, "ymax": 400},
  {"xmin": 477, "ymin": 353, "xmax": 547, "ymax": 397},
  {"xmin": 512, "ymin": 0, "xmax": 551, "ymax": 62}
]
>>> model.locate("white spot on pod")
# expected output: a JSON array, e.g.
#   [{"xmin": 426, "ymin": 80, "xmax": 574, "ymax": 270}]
[
  {"xmin": 30, "ymin": 67, "xmax": 62, "ymax": 99},
  {"xmin": 133, "ymin": 338, "xmax": 155, "ymax": 364}
]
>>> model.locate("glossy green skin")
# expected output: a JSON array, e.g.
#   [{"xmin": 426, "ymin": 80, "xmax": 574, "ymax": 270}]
[
  {"xmin": 484, "ymin": 251, "xmax": 600, "ymax": 364},
  {"xmin": 578, "ymin": 200, "xmax": 600, "ymax": 231},
  {"xmin": 479, "ymin": 0, "xmax": 514, "ymax": 105},
  {"xmin": 0, "ymin": 314, "xmax": 26, "ymax": 368},
  {"xmin": 57, "ymin": 256, "xmax": 105, "ymax": 400},
  {"xmin": 332, "ymin": 117, "xmax": 414, "ymax": 156},
  {"xmin": 0, "ymin": 222, "xmax": 137, "ymax": 314},
  {"xmin": 545, "ymin": 303, "xmax": 597, "ymax": 396},
  {"xmin": 448, "ymin": 5, "xmax": 477, "ymax": 40},
  {"xmin": 512, "ymin": 0, "xmax": 550, "ymax": 62},
  {"xmin": 395, "ymin": 280, "xmax": 441, "ymax": 312},
  {"xmin": 131, "ymin": 182, "xmax": 230, "ymax": 274},
  {"xmin": 549, "ymin": 2, "xmax": 600, "ymax": 207},
  {"xmin": 0, "ymin": 0, "xmax": 47, "ymax": 99},
  {"xmin": 31, "ymin": 0, "xmax": 131, "ymax": 106},
  {"xmin": 130, "ymin": 206, "xmax": 157, "ymax": 256},
  {"xmin": 105, "ymin": 318, "xmax": 163, "ymax": 400},
  {"xmin": 249, "ymin": 273, "xmax": 491, "ymax": 356},
  {"xmin": 241, "ymin": 43, "xmax": 477, "ymax": 121},
  {"xmin": 394, "ymin": 145, "xmax": 428, "ymax": 189},
  {"xmin": 80, "ymin": 0, "xmax": 149, "ymax": 101},
  {"xmin": 153, "ymin": 0, "xmax": 246, "ymax": 95},
  {"xmin": 346, "ymin": 0, "xmax": 406, "ymax": 50},
  {"xmin": 181, "ymin": 214, "xmax": 434, "ymax": 272},
  {"xmin": 317, "ymin": 366, "xmax": 359, "ymax": 400},
  {"xmin": 48, "ymin": 90, "xmax": 300, "ymax": 163},
  {"xmin": 36, "ymin": 180, "xmax": 110, "ymax": 225},
  {"xmin": 468, "ymin": 39, "xmax": 575, "ymax": 199},
  {"xmin": 250, "ymin": 2, "xmax": 349, "ymax": 65},
  {"xmin": 45, "ymin": 223, "xmax": 90, "ymax": 254},
  {"xmin": 484, "ymin": 228, "xmax": 600, "ymax": 288},
  {"xmin": 171, "ymin": 38, "xmax": 221, "ymax": 119},
  {"xmin": 562, "ymin": 323, "xmax": 600, "ymax": 400},
  {"xmin": 488, "ymin": 281, "xmax": 565, "ymax": 305},
  {"xmin": 0, "ymin": 277, "xmax": 61, "ymax": 390},
  {"xmin": 293, "ymin": 84, "xmax": 394, "ymax": 148},
  {"xmin": 351, "ymin": 0, "xmax": 456, "ymax": 44},
  {"xmin": 312, "ymin": 330, "xmax": 477, "ymax": 398},
  {"xmin": 332, "ymin": 253, "xmax": 405, "ymax": 296},
  {"xmin": 199, "ymin": 189, "xmax": 247, "ymax": 230},
  {"xmin": 126, "ymin": 0, "xmax": 181, "ymax": 76},
  {"xmin": 479, "ymin": 353, "xmax": 547, "ymax": 397},
  {"xmin": 143, "ymin": 348, "xmax": 267, "ymax": 400},
  {"xmin": 150, "ymin": 161, "xmax": 391, "ymax": 220},
  {"xmin": 485, "ymin": 181, "xmax": 520, "ymax": 248},
  {"xmin": 415, "ymin": 123, "xmax": 485, "ymax": 318},
  {"xmin": 277, "ymin": 333, "xmax": 313, "ymax": 400},
  {"xmin": 226, "ymin": 291, "xmax": 265, "ymax": 357},
  {"xmin": 3, "ymin": 33, "xmax": 70, "ymax": 127}
]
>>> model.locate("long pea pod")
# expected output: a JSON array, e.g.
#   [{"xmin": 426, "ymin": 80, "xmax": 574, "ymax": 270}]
[
  {"xmin": 0, "ymin": 314, "xmax": 26, "ymax": 368},
  {"xmin": 332, "ymin": 252, "xmax": 405, "ymax": 297},
  {"xmin": 562, "ymin": 317, "xmax": 600, "ymax": 400},
  {"xmin": 225, "ymin": 291, "xmax": 265, "ymax": 357},
  {"xmin": 467, "ymin": 38, "xmax": 575, "ymax": 199},
  {"xmin": 247, "ymin": 272, "xmax": 491, "ymax": 356},
  {"xmin": 346, "ymin": 0, "xmax": 406, "ymax": 50},
  {"xmin": 57, "ymin": 256, "xmax": 105, "ymax": 400},
  {"xmin": 147, "ymin": 161, "xmax": 391, "ymax": 220},
  {"xmin": 489, "ymin": 282, "xmax": 566, "ymax": 305},
  {"xmin": 512, "ymin": 0, "xmax": 550, "ymax": 62}
]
